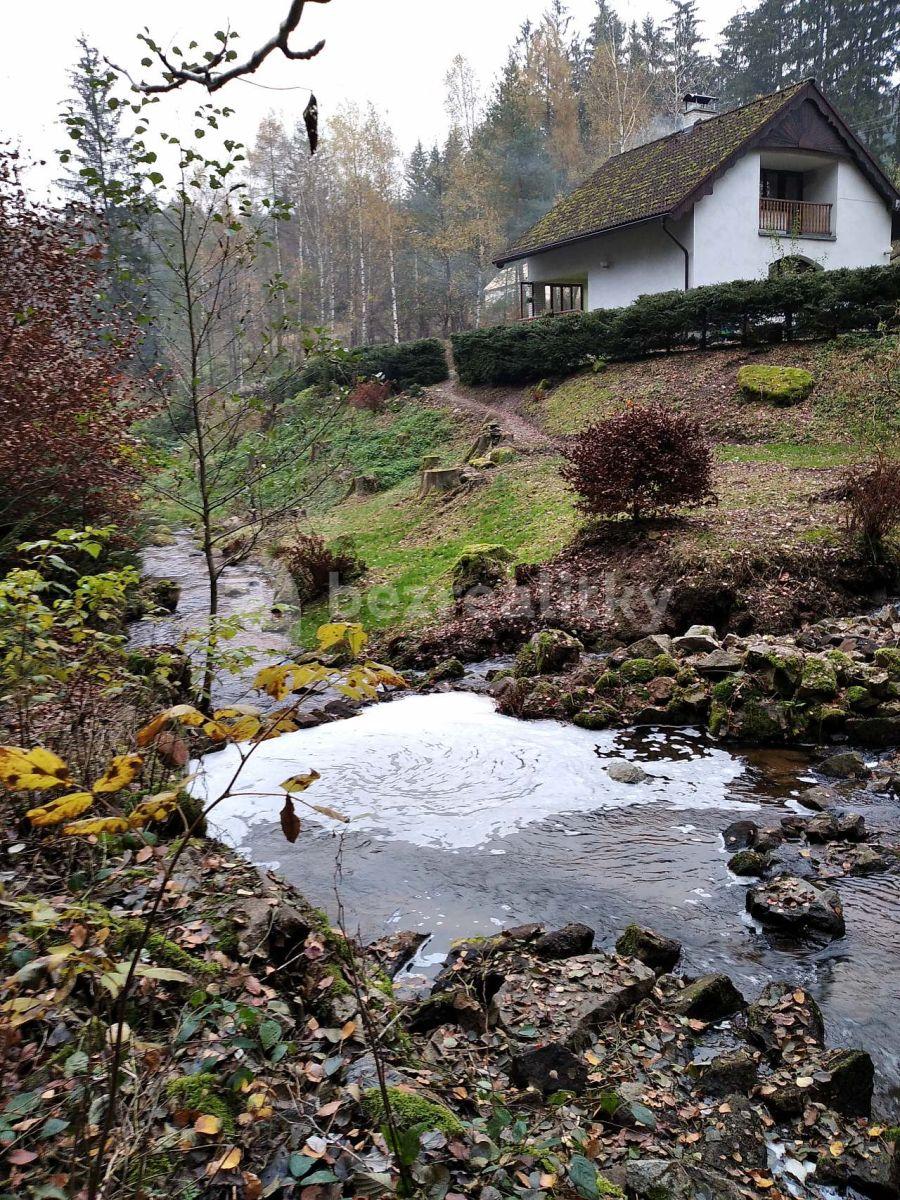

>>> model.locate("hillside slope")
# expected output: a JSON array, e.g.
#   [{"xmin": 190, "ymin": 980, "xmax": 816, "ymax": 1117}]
[{"xmin": 290, "ymin": 334, "xmax": 900, "ymax": 653}]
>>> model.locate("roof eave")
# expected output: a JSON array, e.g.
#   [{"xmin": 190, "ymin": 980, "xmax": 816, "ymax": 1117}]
[{"xmin": 493, "ymin": 213, "xmax": 667, "ymax": 269}]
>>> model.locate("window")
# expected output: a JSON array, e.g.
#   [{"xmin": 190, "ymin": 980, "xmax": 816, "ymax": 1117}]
[{"xmin": 761, "ymin": 169, "xmax": 804, "ymax": 201}]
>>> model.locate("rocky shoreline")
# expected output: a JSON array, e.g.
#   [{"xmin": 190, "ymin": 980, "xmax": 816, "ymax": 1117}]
[{"xmin": 480, "ymin": 606, "xmax": 900, "ymax": 751}]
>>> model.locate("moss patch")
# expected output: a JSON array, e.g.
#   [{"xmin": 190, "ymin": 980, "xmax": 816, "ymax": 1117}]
[
  {"xmin": 362, "ymin": 1087, "xmax": 464, "ymax": 1136},
  {"xmin": 738, "ymin": 364, "xmax": 814, "ymax": 406}
]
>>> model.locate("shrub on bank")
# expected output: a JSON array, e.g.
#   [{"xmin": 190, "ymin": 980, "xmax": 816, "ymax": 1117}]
[
  {"xmin": 451, "ymin": 264, "xmax": 900, "ymax": 387},
  {"xmin": 561, "ymin": 406, "xmax": 717, "ymax": 521},
  {"xmin": 841, "ymin": 456, "xmax": 900, "ymax": 548},
  {"xmin": 298, "ymin": 337, "xmax": 449, "ymax": 393},
  {"xmin": 272, "ymin": 533, "xmax": 365, "ymax": 603}
]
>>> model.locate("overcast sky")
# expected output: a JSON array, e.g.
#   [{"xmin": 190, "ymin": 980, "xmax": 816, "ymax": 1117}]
[{"xmin": 1, "ymin": 0, "xmax": 733, "ymax": 182}]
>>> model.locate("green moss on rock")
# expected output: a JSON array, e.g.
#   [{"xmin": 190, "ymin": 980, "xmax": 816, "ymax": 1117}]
[
  {"xmin": 728, "ymin": 849, "xmax": 768, "ymax": 877},
  {"xmin": 798, "ymin": 656, "xmax": 838, "ymax": 699},
  {"xmin": 874, "ymin": 648, "xmax": 900, "ymax": 679},
  {"xmin": 451, "ymin": 544, "xmax": 514, "ymax": 600},
  {"xmin": 573, "ymin": 704, "xmax": 619, "ymax": 730},
  {"xmin": 362, "ymin": 1087, "xmax": 463, "ymax": 1135},
  {"xmin": 514, "ymin": 628, "xmax": 583, "ymax": 678},
  {"xmin": 619, "ymin": 657, "xmax": 656, "ymax": 684},
  {"xmin": 653, "ymin": 653, "xmax": 679, "ymax": 677},
  {"xmin": 738, "ymin": 364, "xmax": 814, "ymax": 405}
]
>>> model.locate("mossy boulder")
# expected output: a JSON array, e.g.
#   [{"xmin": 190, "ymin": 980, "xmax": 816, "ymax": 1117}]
[
  {"xmin": 573, "ymin": 703, "xmax": 619, "ymax": 730},
  {"xmin": 518, "ymin": 680, "xmax": 567, "ymax": 720},
  {"xmin": 514, "ymin": 628, "xmax": 583, "ymax": 678},
  {"xmin": 426, "ymin": 657, "xmax": 465, "ymax": 684},
  {"xmin": 668, "ymin": 973, "xmax": 745, "ymax": 1021},
  {"xmin": 653, "ymin": 653, "xmax": 679, "ymax": 677},
  {"xmin": 874, "ymin": 647, "xmax": 900, "ymax": 679},
  {"xmin": 615, "ymin": 924, "xmax": 681, "ymax": 973},
  {"xmin": 488, "ymin": 446, "xmax": 516, "ymax": 465},
  {"xmin": 362, "ymin": 1086, "xmax": 463, "ymax": 1136},
  {"xmin": 451, "ymin": 543, "xmax": 514, "ymax": 600},
  {"xmin": 619, "ymin": 657, "xmax": 656, "ymax": 685},
  {"xmin": 728, "ymin": 849, "xmax": 769, "ymax": 877},
  {"xmin": 797, "ymin": 656, "xmax": 839, "ymax": 700},
  {"xmin": 738, "ymin": 364, "xmax": 814, "ymax": 405}
]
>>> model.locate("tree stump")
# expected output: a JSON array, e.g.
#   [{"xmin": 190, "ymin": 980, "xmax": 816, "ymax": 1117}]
[
  {"xmin": 352, "ymin": 474, "xmax": 379, "ymax": 496},
  {"xmin": 421, "ymin": 454, "xmax": 442, "ymax": 472},
  {"xmin": 465, "ymin": 419, "xmax": 503, "ymax": 464},
  {"xmin": 418, "ymin": 466, "xmax": 464, "ymax": 498}
]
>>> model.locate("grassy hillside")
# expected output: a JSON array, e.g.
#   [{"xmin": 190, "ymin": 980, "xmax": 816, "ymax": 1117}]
[
  {"xmin": 274, "ymin": 333, "xmax": 899, "ymax": 649},
  {"xmin": 293, "ymin": 455, "xmax": 576, "ymax": 645},
  {"xmin": 531, "ymin": 334, "xmax": 900, "ymax": 451}
]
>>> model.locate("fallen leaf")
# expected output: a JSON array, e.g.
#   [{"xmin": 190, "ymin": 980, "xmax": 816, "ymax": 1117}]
[
  {"xmin": 207, "ymin": 1146, "xmax": 242, "ymax": 1175},
  {"xmin": 195, "ymin": 1114, "xmax": 222, "ymax": 1136}
]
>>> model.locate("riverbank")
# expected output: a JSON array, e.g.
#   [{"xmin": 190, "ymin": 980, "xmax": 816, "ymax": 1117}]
[{"xmin": 4, "ymin": 787, "xmax": 899, "ymax": 1200}]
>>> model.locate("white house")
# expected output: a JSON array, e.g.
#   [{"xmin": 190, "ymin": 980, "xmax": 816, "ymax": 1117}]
[{"xmin": 494, "ymin": 80, "xmax": 900, "ymax": 319}]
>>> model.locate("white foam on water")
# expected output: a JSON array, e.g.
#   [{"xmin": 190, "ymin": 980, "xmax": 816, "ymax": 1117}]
[{"xmin": 193, "ymin": 692, "xmax": 756, "ymax": 852}]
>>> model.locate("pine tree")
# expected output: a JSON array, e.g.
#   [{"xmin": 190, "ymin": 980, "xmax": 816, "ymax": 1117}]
[
  {"xmin": 663, "ymin": 0, "xmax": 716, "ymax": 120},
  {"xmin": 59, "ymin": 37, "xmax": 153, "ymax": 348},
  {"xmin": 716, "ymin": 0, "xmax": 900, "ymax": 163}
]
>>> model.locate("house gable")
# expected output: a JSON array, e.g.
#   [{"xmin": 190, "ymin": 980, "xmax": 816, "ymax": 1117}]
[{"xmin": 495, "ymin": 81, "xmax": 900, "ymax": 268}]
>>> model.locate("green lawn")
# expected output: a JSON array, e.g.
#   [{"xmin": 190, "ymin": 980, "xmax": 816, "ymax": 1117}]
[
  {"xmin": 293, "ymin": 457, "xmax": 576, "ymax": 646},
  {"xmin": 715, "ymin": 442, "xmax": 854, "ymax": 468}
]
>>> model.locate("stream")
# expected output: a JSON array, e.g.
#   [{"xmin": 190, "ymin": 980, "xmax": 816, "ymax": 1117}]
[{"xmin": 131, "ymin": 532, "xmax": 900, "ymax": 1112}]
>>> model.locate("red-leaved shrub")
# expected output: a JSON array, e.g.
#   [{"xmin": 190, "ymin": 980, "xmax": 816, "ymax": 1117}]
[
  {"xmin": 842, "ymin": 455, "xmax": 900, "ymax": 546},
  {"xmin": 347, "ymin": 379, "xmax": 391, "ymax": 412},
  {"xmin": 273, "ymin": 533, "xmax": 365, "ymax": 603},
  {"xmin": 561, "ymin": 405, "xmax": 717, "ymax": 520},
  {"xmin": 0, "ymin": 151, "xmax": 145, "ymax": 552}
]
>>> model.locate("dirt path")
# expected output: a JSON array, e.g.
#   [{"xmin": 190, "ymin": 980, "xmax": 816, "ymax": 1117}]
[{"xmin": 426, "ymin": 378, "xmax": 556, "ymax": 452}]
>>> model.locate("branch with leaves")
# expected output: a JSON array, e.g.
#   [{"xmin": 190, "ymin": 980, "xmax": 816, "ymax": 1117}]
[{"xmin": 108, "ymin": 1, "xmax": 331, "ymax": 95}]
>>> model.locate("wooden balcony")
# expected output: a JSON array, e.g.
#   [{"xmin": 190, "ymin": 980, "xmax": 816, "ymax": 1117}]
[{"xmin": 759, "ymin": 197, "xmax": 832, "ymax": 237}]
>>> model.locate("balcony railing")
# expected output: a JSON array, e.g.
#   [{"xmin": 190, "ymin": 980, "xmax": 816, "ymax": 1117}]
[{"xmin": 759, "ymin": 197, "xmax": 832, "ymax": 237}]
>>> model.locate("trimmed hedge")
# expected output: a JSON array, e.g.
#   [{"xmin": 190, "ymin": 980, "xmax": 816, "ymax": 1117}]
[
  {"xmin": 451, "ymin": 265, "xmax": 900, "ymax": 387},
  {"xmin": 298, "ymin": 336, "xmax": 448, "ymax": 392}
]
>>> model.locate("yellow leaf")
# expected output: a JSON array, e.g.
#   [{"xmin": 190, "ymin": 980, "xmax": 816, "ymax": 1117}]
[
  {"xmin": 194, "ymin": 1114, "xmax": 222, "ymax": 1136},
  {"xmin": 254, "ymin": 662, "xmax": 332, "ymax": 700},
  {"xmin": 207, "ymin": 1146, "xmax": 242, "ymax": 1175},
  {"xmin": 364, "ymin": 661, "xmax": 408, "ymax": 689},
  {"xmin": 829, "ymin": 1141, "xmax": 845, "ymax": 1157},
  {"xmin": 91, "ymin": 754, "xmax": 144, "ymax": 794},
  {"xmin": 215, "ymin": 714, "xmax": 262, "ymax": 741},
  {"xmin": 27, "ymin": 792, "xmax": 94, "ymax": 827},
  {"xmin": 213, "ymin": 705, "xmax": 260, "ymax": 720},
  {"xmin": 127, "ymin": 791, "xmax": 179, "ymax": 828},
  {"xmin": 280, "ymin": 770, "xmax": 321, "ymax": 794},
  {"xmin": 869, "ymin": 1125, "xmax": 886, "ymax": 1138},
  {"xmin": 136, "ymin": 704, "xmax": 206, "ymax": 747},
  {"xmin": 317, "ymin": 622, "xmax": 367, "ymax": 657},
  {"xmin": 63, "ymin": 816, "xmax": 129, "ymax": 836},
  {"xmin": 0, "ymin": 745, "xmax": 72, "ymax": 791}
]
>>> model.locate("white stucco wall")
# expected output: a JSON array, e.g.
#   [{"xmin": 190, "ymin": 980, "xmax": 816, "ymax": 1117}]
[
  {"xmin": 521, "ymin": 214, "xmax": 693, "ymax": 311},
  {"xmin": 521, "ymin": 148, "xmax": 893, "ymax": 310}
]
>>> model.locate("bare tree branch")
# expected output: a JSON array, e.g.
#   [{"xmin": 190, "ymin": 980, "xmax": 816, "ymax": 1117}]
[{"xmin": 107, "ymin": 0, "xmax": 331, "ymax": 95}]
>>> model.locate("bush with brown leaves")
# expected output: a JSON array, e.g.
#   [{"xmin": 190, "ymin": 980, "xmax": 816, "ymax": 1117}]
[
  {"xmin": 273, "ymin": 533, "xmax": 365, "ymax": 603},
  {"xmin": 347, "ymin": 379, "xmax": 391, "ymax": 413},
  {"xmin": 842, "ymin": 455, "xmax": 900, "ymax": 546},
  {"xmin": 561, "ymin": 405, "xmax": 717, "ymax": 521}
]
